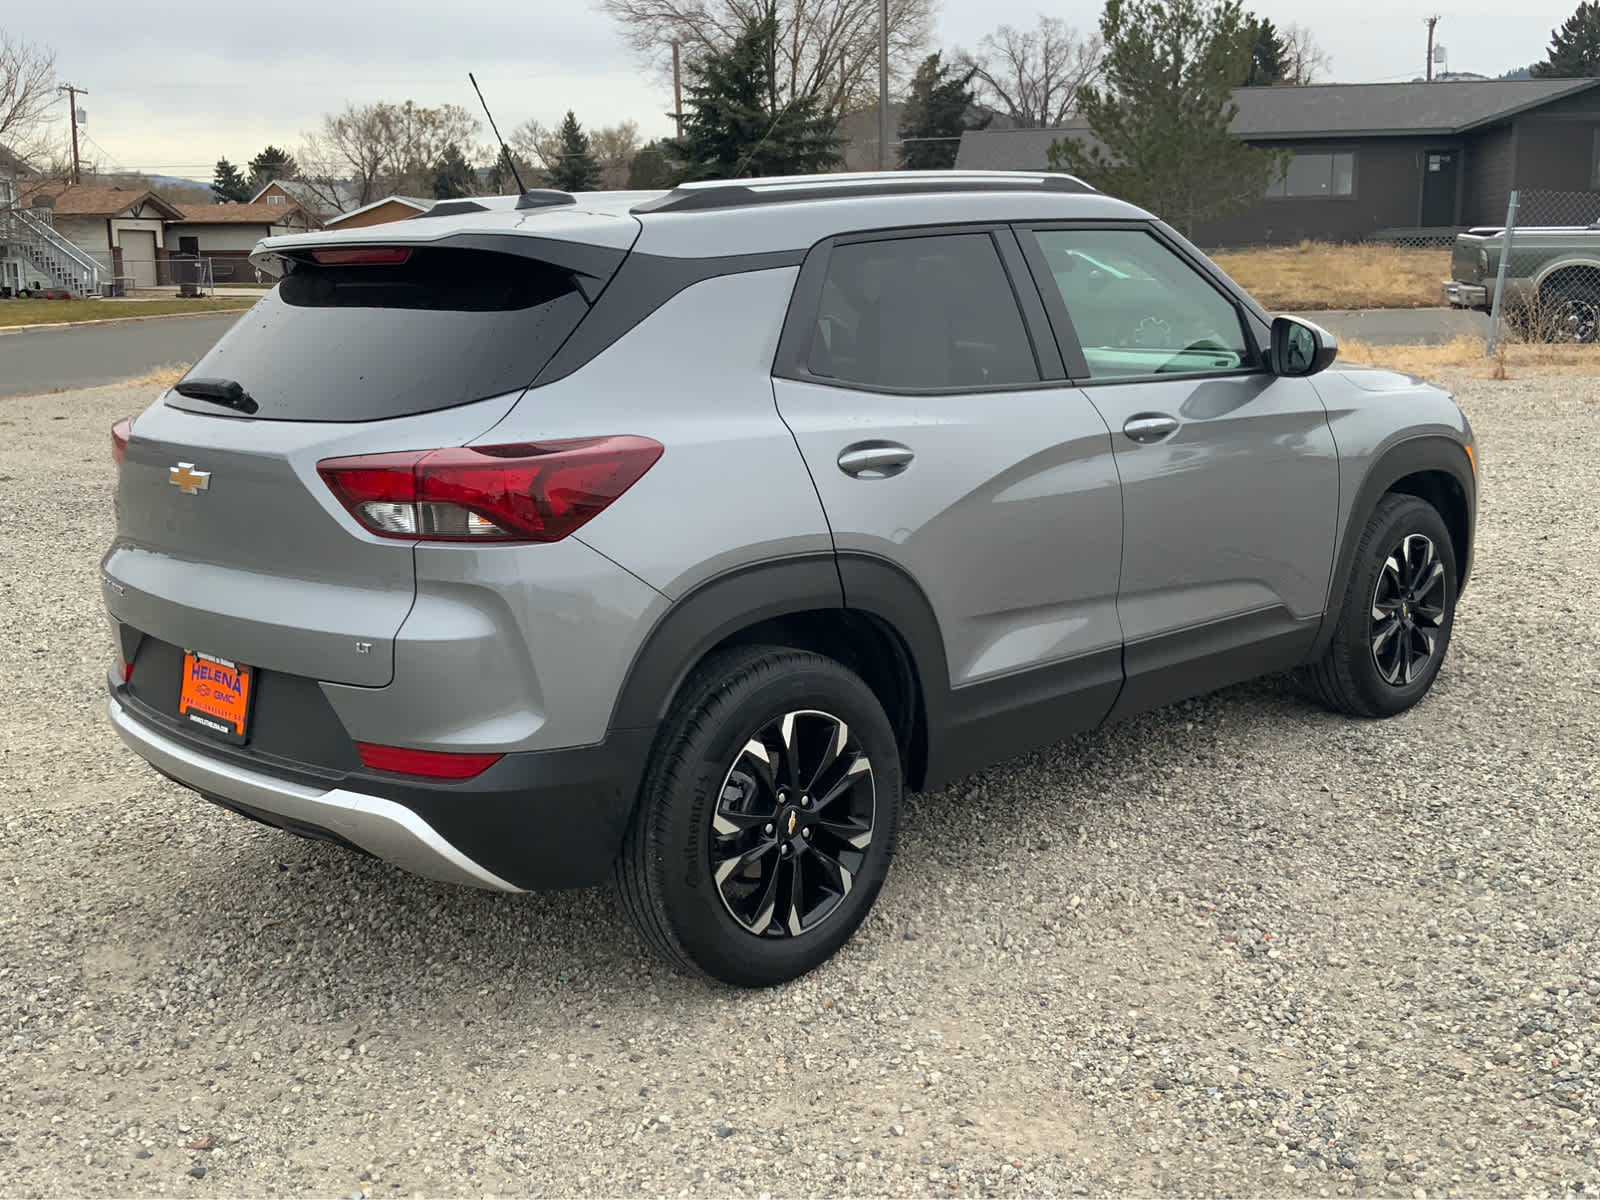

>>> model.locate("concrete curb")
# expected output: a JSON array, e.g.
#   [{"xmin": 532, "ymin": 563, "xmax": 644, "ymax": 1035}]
[{"xmin": 0, "ymin": 308, "xmax": 251, "ymax": 336}]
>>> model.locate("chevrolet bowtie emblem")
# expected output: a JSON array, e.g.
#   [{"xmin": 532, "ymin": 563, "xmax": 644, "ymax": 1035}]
[{"xmin": 169, "ymin": 463, "xmax": 211, "ymax": 495}]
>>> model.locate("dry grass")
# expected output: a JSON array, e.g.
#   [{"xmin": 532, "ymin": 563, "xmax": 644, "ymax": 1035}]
[
  {"xmin": 121, "ymin": 363, "xmax": 191, "ymax": 390},
  {"xmin": 1211, "ymin": 241, "xmax": 1451, "ymax": 311},
  {"xmin": 1338, "ymin": 335, "xmax": 1600, "ymax": 380},
  {"xmin": 0, "ymin": 298, "xmax": 253, "ymax": 329}
]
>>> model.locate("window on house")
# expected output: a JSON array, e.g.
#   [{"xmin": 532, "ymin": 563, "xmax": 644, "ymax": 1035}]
[
  {"xmin": 266, "ymin": 194, "xmax": 286, "ymax": 204},
  {"xmin": 1267, "ymin": 152, "xmax": 1356, "ymax": 198}
]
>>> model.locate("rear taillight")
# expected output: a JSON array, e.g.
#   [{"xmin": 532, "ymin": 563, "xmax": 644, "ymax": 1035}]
[
  {"xmin": 317, "ymin": 437, "xmax": 663, "ymax": 544},
  {"xmin": 356, "ymin": 743, "xmax": 503, "ymax": 779},
  {"xmin": 111, "ymin": 417, "xmax": 133, "ymax": 466}
]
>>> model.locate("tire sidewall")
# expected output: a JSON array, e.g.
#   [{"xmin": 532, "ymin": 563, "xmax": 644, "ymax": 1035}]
[
  {"xmin": 1342, "ymin": 498, "xmax": 1457, "ymax": 716},
  {"xmin": 650, "ymin": 658, "xmax": 902, "ymax": 987}
]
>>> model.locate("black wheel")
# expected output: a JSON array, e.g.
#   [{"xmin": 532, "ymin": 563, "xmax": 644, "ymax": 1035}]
[
  {"xmin": 1303, "ymin": 493, "xmax": 1457, "ymax": 718},
  {"xmin": 1542, "ymin": 284, "xmax": 1600, "ymax": 345},
  {"xmin": 615, "ymin": 645, "xmax": 902, "ymax": 987}
]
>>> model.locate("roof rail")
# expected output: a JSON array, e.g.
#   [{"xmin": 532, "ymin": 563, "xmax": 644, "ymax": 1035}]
[{"xmin": 631, "ymin": 171, "xmax": 1095, "ymax": 215}]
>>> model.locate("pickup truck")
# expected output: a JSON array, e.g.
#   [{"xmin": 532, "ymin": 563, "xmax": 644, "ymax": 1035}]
[{"xmin": 1444, "ymin": 224, "xmax": 1600, "ymax": 343}]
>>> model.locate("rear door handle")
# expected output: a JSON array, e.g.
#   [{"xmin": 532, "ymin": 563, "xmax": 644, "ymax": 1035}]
[
  {"xmin": 837, "ymin": 442, "xmax": 914, "ymax": 479},
  {"xmin": 1122, "ymin": 414, "xmax": 1180, "ymax": 444}
]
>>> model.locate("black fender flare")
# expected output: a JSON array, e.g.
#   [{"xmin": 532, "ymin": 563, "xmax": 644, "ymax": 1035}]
[{"xmin": 1311, "ymin": 434, "xmax": 1476, "ymax": 659}]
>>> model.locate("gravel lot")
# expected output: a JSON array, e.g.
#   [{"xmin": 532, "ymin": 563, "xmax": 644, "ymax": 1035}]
[{"xmin": 1, "ymin": 372, "xmax": 1597, "ymax": 1199}]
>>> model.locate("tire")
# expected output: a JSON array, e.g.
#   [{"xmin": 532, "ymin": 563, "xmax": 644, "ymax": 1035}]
[
  {"xmin": 1542, "ymin": 283, "xmax": 1600, "ymax": 345},
  {"xmin": 1303, "ymin": 493, "xmax": 1457, "ymax": 718},
  {"xmin": 615, "ymin": 645, "xmax": 902, "ymax": 987}
]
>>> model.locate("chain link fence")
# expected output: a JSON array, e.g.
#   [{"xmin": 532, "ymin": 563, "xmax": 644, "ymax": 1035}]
[{"xmin": 1476, "ymin": 189, "xmax": 1600, "ymax": 350}]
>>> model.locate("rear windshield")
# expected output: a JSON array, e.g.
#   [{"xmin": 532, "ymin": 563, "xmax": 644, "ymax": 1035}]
[{"xmin": 167, "ymin": 246, "xmax": 597, "ymax": 422}]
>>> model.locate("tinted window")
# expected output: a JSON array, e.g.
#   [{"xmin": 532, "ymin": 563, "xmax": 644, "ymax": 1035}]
[
  {"xmin": 167, "ymin": 246, "xmax": 599, "ymax": 422},
  {"xmin": 807, "ymin": 234, "xmax": 1039, "ymax": 390},
  {"xmin": 1030, "ymin": 229, "xmax": 1255, "ymax": 380},
  {"xmin": 1267, "ymin": 152, "xmax": 1355, "ymax": 198}
]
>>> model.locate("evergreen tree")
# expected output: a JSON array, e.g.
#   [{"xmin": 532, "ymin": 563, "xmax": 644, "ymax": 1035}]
[
  {"xmin": 627, "ymin": 141, "xmax": 676, "ymax": 188},
  {"xmin": 485, "ymin": 148, "xmax": 532, "ymax": 194},
  {"xmin": 545, "ymin": 112, "xmax": 602, "ymax": 192},
  {"xmin": 1242, "ymin": 16, "xmax": 1286, "ymax": 85},
  {"xmin": 1048, "ymin": 0, "xmax": 1287, "ymax": 236},
  {"xmin": 663, "ymin": 14, "xmax": 842, "ymax": 181},
  {"xmin": 1532, "ymin": 1, "xmax": 1600, "ymax": 77},
  {"xmin": 247, "ymin": 145, "xmax": 297, "ymax": 189},
  {"xmin": 211, "ymin": 157, "xmax": 251, "ymax": 203},
  {"xmin": 897, "ymin": 53, "xmax": 986, "ymax": 170},
  {"xmin": 431, "ymin": 143, "xmax": 477, "ymax": 198}
]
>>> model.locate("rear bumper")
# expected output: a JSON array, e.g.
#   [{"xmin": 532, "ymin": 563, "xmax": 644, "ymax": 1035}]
[
  {"xmin": 108, "ymin": 690, "xmax": 654, "ymax": 891},
  {"xmin": 1443, "ymin": 279, "xmax": 1489, "ymax": 310}
]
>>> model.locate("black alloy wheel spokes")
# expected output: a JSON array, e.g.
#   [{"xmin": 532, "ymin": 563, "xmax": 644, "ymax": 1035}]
[
  {"xmin": 709, "ymin": 709, "xmax": 875, "ymax": 938},
  {"xmin": 1370, "ymin": 532, "xmax": 1448, "ymax": 686}
]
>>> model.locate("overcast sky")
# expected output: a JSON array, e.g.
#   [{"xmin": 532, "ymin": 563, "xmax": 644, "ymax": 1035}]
[{"xmin": 11, "ymin": 0, "xmax": 1577, "ymax": 183}]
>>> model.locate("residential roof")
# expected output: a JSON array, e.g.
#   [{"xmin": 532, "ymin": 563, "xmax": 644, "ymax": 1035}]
[
  {"xmin": 955, "ymin": 78, "xmax": 1600, "ymax": 170},
  {"xmin": 17, "ymin": 183, "xmax": 186, "ymax": 219},
  {"xmin": 249, "ymin": 178, "xmax": 356, "ymax": 214},
  {"xmin": 322, "ymin": 195, "xmax": 434, "ymax": 227},
  {"xmin": 171, "ymin": 201, "xmax": 307, "ymax": 225}
]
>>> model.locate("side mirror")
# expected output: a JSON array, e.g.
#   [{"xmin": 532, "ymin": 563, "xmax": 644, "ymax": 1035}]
[{"xmin": 1270, "ymin": 315, "xmax": 1338, "ymax": 377}]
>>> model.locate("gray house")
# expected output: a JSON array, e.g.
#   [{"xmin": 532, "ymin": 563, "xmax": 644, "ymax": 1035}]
[{"xmin": 955, "ymin": 78, "xmax": 1600, "ymax": 246}]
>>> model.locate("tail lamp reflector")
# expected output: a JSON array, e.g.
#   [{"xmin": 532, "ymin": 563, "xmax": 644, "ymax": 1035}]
[
  {"xmin": 355, "ymin": 743, "xmax": 504, "ymax": 779},
  {"xmin": 112, "ymin": 417, "xmax": 133, "ymax": 466},
  {"xmin": 317, "ymin": 437, "xmax": 663, "ymax": 544}
]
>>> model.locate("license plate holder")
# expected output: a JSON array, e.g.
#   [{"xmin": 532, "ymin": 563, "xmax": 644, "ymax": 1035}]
[{"xmin": 178, "ymin": 651, "xmax": 254, "ymax": 744}]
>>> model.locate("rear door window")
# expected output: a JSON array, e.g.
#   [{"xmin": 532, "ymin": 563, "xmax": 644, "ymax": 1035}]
[
  {"xmin": 805, "ymin": 233, "xmax": 1040, "ymax": 391},
  {"xmin": 167, "ymin": 244, "xmax": 613, "ymax": 422}
]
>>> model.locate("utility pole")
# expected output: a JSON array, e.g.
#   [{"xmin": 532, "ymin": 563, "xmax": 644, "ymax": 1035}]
[
  {"xmin": 670, "ymin": 41, "xmax": 684, "ymax": 138},
  {"xmin": 1424, "ymin": 16, "xmax": 1440, "ymax": 82},
  {"xmin": 877, "ymin": 0, "xmax": 889, "ymax": 169},
  {"xmin": 59, "ymin": 84, "xmax": 87, "ymax": 185}
]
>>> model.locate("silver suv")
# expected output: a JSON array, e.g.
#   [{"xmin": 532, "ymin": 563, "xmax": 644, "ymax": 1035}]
[{"xmin": 103, "ymin": 172, "xmax": 1476, "ymax": 987}]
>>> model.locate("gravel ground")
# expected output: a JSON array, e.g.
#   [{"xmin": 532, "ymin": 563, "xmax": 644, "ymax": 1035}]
[{"xmin": 1, "ymin": 372, "xmax": 1597, "ymax": 1199}]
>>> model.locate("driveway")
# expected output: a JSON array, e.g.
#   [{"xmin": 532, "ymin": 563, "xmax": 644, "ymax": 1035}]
[{"xmin": 0, "ymin": 312, "xmax": 242, "ymax": 398}]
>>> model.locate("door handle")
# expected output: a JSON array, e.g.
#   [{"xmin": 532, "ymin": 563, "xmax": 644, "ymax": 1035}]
[
  {"xmin": 837, "ymin": 441, "xmax": 914, "ymax": 479},
  {"xmin": 1122, "ymin": 414, "xmax": 1180, "ymax": 444}
]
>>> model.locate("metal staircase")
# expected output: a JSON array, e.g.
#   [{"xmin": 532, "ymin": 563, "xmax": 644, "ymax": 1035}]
[{"xmin": 0, "ymin": 205, "xmax": 103, "ymax": 296}]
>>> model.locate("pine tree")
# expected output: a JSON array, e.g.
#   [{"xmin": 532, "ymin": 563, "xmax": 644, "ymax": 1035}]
[
  {"xmin": 211, "ymin": 157, "xmax": 251, "ymax": 203},
  {"xmin": 663, "ymin": 14, "xmax": 842, "ymax": 181},
  {"xmin": 1242, "ymin": 17, "xmax": 1287, "ymax": 85},
  {"xmin": 897, "ymin": 53, "xmax": 986, "ymax": 170},
  {"xmin": 431, "ymin": 143, "xmax": 477, "ymax": 199},
  {"xmin": 1532, "ymin": 1, "xmax": 1600, "ymax": 77},
  {"xmin": 627, "ymin": 141, "xmax": 676, "ymax": 188},
  {"xmin": 247, "ymin": 145, "xmax": 297, "ymax": 189},
  {"xmin": 545, "ymin": 112, "xmax": 602, "ymax": 192},
  {"xmin": 1047, "ymin": 0, "xmax": 1287, "ymax": 236}
]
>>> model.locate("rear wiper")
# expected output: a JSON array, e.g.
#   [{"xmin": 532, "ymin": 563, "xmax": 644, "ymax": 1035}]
[{"xmin": 174, "ymin": 377, "xmax": 258, "ymax": 415}]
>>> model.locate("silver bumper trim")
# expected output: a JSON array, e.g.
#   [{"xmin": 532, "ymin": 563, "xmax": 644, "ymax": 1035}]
[
  {"xmin": 1443, "ymin": 280, "xmax": 1489, "ymax": 308},
  {"xmin": 109, "ymin": 698, "xmax": 520, "ymax": 892}
]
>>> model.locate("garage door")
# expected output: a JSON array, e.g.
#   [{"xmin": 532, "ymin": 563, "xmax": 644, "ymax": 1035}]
[{"xmin": 121, "ymin": 230, "xmax": 158, "ymax": 290}]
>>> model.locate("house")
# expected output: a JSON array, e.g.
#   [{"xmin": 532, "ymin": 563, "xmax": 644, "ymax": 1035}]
[
  {"xmin": 321, "ymin": 195, "xmax": 433, "ymax": 229},
  {"xmin": 249, "ymin": 178, "xmax": 354, "ymax": 224},
  {"xmin": 166, "ymin": 201, "xmax": 318, "ymax": 283},
  {"xmin": 0, "ymin": 144, "xmax": 42, "ymax": 294},
  {"xmin": 954, "ymin": 78, "xmax": 1600, "ymax": 246},
  {"xmin": 16, "ymin": 183, "xmax": 185, "ymax": 289}
]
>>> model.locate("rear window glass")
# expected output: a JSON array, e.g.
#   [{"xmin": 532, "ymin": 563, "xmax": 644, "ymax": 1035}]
[{"xmin": 167, "ymin": 247, "xmax": 594, "ymax": 422}]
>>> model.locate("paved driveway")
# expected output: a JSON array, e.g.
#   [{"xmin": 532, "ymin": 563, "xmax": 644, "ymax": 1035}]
[{"xmin": 0, "ymin": 313, "xmax": 242, "ymax": 398}]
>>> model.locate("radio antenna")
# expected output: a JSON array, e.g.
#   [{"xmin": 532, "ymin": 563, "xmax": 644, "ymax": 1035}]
[{"xmin": 469, "ymin": 72, "xmax": 527, "ymax": 195}]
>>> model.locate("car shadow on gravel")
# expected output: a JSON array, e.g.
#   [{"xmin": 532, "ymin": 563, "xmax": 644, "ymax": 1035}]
[{"xmin": 109, "ymin": 670, "xmax": 1363, "ymax": 1018}]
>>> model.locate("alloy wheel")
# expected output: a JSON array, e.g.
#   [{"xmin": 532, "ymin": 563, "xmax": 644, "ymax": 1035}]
[
  {"xmin": 1370, "ymin": 533, "xmax": 1448, "ymax": 686},
  {"xmin": 709, "ymin": 709, "xmax": 875, "ymax": 938}
]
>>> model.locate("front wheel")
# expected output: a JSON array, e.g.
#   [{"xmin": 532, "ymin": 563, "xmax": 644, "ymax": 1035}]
[
  {"xmin": 615, "ymin": 645, "xmax": 902, "ymax": 987},
  {"xmin": 1303, "ymin": 493, "xmax": 1457, "ymax": 717}
]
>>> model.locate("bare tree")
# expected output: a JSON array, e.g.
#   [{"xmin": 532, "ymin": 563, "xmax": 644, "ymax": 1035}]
[
  {"xmin": 1278, "ymin": 23, "xmax": 1330, "ymax": 85},
  {"xmin": 590, "ymin": 121, "xmax": 642, "ymax": 189},
  {"xmin": 594, "ymin": 0, "xmax": 935, "ymax": 116},
  {"xmin": 958, "ymin": 16, "xmax": 1103, "ymax": 128},
  {"xmin": 509, "ymin": 119, "xmax": 562, "ymax": 180},
  {"xmin": 0, "ymin": 31, "xmax": 58, "ymax": 173},
  {"xmin": 299, "ymin": 100, "xmax": 479, "ymax": 210}
]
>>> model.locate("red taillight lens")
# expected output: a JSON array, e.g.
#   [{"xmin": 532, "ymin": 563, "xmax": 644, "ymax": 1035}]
[
  {"xmin": 355, "ymin": 743, "xmax": 503, "ymax": 779},
  {"xmin": 310, "ymin": 246, "xmax": 412, "ymax": 265},
  {"xmin": 111, "ymin": 417, "xmax": 133, "ymax": 466},
  {"xmin": 317, "ymin": 436, "xmax": 663, "ymax": 543}
]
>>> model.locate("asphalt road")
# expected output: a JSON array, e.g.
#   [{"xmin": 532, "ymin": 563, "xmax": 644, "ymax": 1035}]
[
  {"xmin": 0, "ymin": 306, "xmax": 1488, "ymax": 400},
  {"xmin": 0, "ymin": 313, "xmax": 242, "ymax": 398}
]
